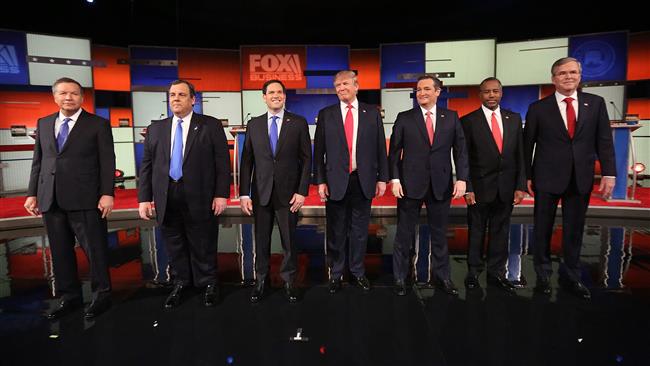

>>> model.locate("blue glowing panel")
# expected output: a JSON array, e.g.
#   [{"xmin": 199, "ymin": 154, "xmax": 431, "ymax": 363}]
[
  {"xmin": 95, "ymin": 107, "xmax": 110, "ymax": 120},
  {"xmin": 381, "ymin": 43, "xmax": 425, "ymax": 88},
  {"xmin": 285, "ymin": 92, "xmax": 340, "ymax": 125},
  {"xmin": 0, "ymin": 30, "xmax": 28, "ymax": 85},
  {"xmin": 134, "ymin": 142, "xmax": 144, "ymax": 176},
  {"xmin": 570, "ymin": 32, "xmax": 627, "ymax": 82},
  {"xmin": 306, "ymin": 46, "xmax": 349, "ymax": 89},
  {"xmin": 501, "ymin": 85, "xmax": 539, "ymax": 122},
  {"xmin": 436, "ymin": 88, "xmax": 450, "ymax": 109},
  {"xmin": 130, "ymin": 47, "xmax": 178, "ymax": 88}
]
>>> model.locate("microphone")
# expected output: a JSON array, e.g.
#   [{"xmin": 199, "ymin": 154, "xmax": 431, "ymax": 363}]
[
  {"xmin": 609, "ymin": 101, "xmax": 623, "ymax": 120},
  {"xmin": 243, "ymin": 112, "xmax": 251, "ymax": 124}
]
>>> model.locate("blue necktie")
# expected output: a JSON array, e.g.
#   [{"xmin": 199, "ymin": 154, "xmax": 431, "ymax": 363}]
[
  {"xmin": 269, "ymin": 115, "xmax": 279, "ymax": 156},
  {"xmin": 169, "ymin": 119, "xmax": 184, "ymax": 180},
  {"xmin": 57, "ymin": 117, "xmax": 71, "ymax": 151}
]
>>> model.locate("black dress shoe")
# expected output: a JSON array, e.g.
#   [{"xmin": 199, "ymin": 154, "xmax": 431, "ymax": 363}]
[
  {"xmin": 328, "ymin": 278, "xmax": 342, "ymax": 294},
  {"xmin": 284, "ymin": 283, "xmax": 298, "ymax": 303},
  {"xmin": 250, "ymin": 278, "xmax": 268, "ymax": 303},
  {"xmin": 353, "ymin": 276, "xmax": 371, "ymax": 291},
  {"xmin": 47, "ymin": 298, "xmax": 83, "ymax": 320},
  {"xmin": 394, "ymin": 280, "xmax": 407, "ymax": 296},
  {"xmin": 511, "ymin": 275, "xmax": 527, "ymax": 289},
  {"xmin": 534, "ymin": 278, "xmax": 552, "ymax": 295},
  {"xmin": 84, "ymin": 296, "xmax": 112, "ymax": 319},
  {"xmin": 464, "ymin": 276, "xmax": 480, "ymax": 290},
  {"xmin": 435, "ymin": 279, "xmax": 459, "ymax": 296},
  {"xmin": 204, "ymin": 284, "xmax": 219, "ymax": 307},
  {"xmin": 560, "ymin": 278, "xmax": 591, "ymax": 300},
  {"xmin": 487, "ymin": 275, "xmax": 516, "ymax": 294},
  {"xmin": 164, "ymin": 284, "xmax": 185, "ymax": 309}
]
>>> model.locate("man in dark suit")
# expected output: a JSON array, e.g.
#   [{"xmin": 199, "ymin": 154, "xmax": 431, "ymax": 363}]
[
  {"xmin": 138, "ymin": 79, "xmax": 230, "ymax": 308},
  {"xmin": 24, "ymin": 77, "xmax": 115, "ymax": 319},
  {"xmin": 461, "ymin": 77, "xmax": 527, "ymax": 294},
  {"xmin": 239, "ymin": 79, "xmax": 312, "ymax": 303},
  {"xmin": 524, "ymin": 57, "xmax": 616, "ymax": 299},
  {"xmin": 314, "ymin": 70, "xmax": 389, "ymax": 293},
  {"xmin": 389, "ymin": 75, "xmax": 469, "ymax": 296}
]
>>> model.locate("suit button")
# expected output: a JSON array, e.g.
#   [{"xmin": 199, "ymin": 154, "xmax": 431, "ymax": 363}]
[{"xmin": 51, "ymin": 171, "xmax": 55, "ymax": 175}]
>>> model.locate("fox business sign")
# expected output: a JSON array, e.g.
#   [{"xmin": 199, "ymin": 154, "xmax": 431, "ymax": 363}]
[{"xmin": 242, "ymin": 46, "xmax": 307, "ymax": 89}]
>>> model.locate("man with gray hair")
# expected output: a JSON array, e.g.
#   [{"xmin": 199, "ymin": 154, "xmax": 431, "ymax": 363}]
[{"xmin": 25, "ymin": 77, "xmax": 115, "ymax": 319}]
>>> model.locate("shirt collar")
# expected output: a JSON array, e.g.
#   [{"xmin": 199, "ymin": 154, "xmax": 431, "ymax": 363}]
[
  {"xmin": 58, "ymin": 108, "xmax": 83, "ymax": 122},
  {"xmin": 268, "ymin": 109, "xmax": 285, "ymax": 121},
  {"xmin": 174, "ymin": 111, "xmax": 193, "ymax": 124},
  {"xmin": 340, "ymin": 98, "xmax": 359, "ymax": 110},
  {"xmin": 555, "ymin": 90, "xmax": 578, "ymax": 103},
  {"xmin": 481, "ymin": 104, "xmax": 500, "ymax": 116},
  {"xmin": 419, "ymin": 104, "xmax": 437, "ymax": 116}
]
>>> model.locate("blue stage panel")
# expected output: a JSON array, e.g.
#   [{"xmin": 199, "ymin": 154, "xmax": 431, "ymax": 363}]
[
  {"xmin": 501, "ymin": 85, "xmax": 539, "ymax": 122},
  {"xmin": 570, "ymin": 31, "xmax": 627, "ymax": 83},
  {"xmin": 0, "ymin": 30, "xmax": 29, "ymax": 85},
  {"xmin": 380, "ymin": 43, "xmax": 425, "ymax": 88},
  {"xmin": 130, "ymin": 46, "xmax": 178, "ymax": 88},
  {"xmin": 285, "ymin": 92, "xmax": 340, "ymax": 125},
  {"xmin": 306, "ymin": 46, "xmax": 349, "ymax": 89}
]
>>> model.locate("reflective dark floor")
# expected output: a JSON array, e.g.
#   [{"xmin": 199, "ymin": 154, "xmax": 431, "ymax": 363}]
[{"xmin": 1, "ymin": 218, "xmax": 649, "ymax": 366}]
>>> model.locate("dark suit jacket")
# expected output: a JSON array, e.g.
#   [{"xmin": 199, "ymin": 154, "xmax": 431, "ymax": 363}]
[
  {"xmin": 28, "ymin": 110, "xmax": 115, "ymax": 212},
  {"xmin": 138, "ymin": 113, "xmax": 231, "ymax": 224},
  {"xmin": 523, "ymin": 92, "xmax": 616, "ymax": 195},
  {"xmin": 461, "ymin": 107, "xmax": 526, "ymax": 203},
  {"xmin": 313, "ymin": 101, "xmax": 389, "ymax": 201},
  {"xmin": 389, "ymin": 106, "xmax": 469, "ymax": 200},
  {"xmin": 239, "ymin": 111, "xmax": 312, "ymax": 206}
]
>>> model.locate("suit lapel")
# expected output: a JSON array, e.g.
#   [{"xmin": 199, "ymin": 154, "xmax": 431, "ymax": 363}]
[
  {"xmin": 413, "ymin": 108, "xmax": 430, "ymax": 147},
  {"xmin": 501, "ymin": 111, "xmax": 512, "ymax": 154},
  {"xmin": 432, "ymin": 108, "xmax": 447, "ymax": 150},
  {"xmin": 332, "ymin": 104, "xmax": 347, "ymax": 148},
  {"xmin": 547, "ymin": 96, "xmax": 571, "ymax": 140},
  {"xmin": 44, "ymin": 114, "xmax": 58, "ymax": 155},
  {"xmin": 575, "ymin": 92, "xmax": 589, "ymax": 138},
  {"xmin": 183, "ymin": 114, "xmax": 200, "ymax": 163},
  {"xmin": 162, "ymin": 118, "xmax": 172, "ymax": 164},
  {"xmin": 356, "ymin": 104, "xmax": 368, "ymax": 148},
  {"xmin": 275, "ymin": 111, "xmax": 291, "ymax": 156}
]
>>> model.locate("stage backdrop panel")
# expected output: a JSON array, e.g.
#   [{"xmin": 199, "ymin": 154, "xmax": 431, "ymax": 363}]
[
  {"xmin": 496, "ymin": 38, "xmax": 568, "ymax": 86},
  {"xmin": 130, "ymin": 46, "xmax": 178, "ymax": 89},
  {"xmin": 241, "ymin": 46, "xmax": 307, "ymax": 90},
  {"xmin": 381, "ymin": 43, "xmax": 425, "ymax": 89},
  {"xmin": 425, "ymin": 39, "xmax": 495, "ymax": 86},
  {"xmin": 582, "ymin": 85, "xmax": 626, "ymax": 121},
  {"xmin": 570, "ymin": 31, "xmax": 627, "ymax": 83},
  {"xmin": 0, "ymin": 30, "xmax": 29, "ymax": 85},
  {"xmin": 501, "ymin": 85, "xmax": 540, "ymax": 122},
  {"xmin": 0, "ymin": 90, "xmax": 94, "ymax": 128},
  {"xmin": 350, "ymin": 49, "xmax": 380, "ymax": 90},
  {"xmin": 92, "ymin": 45, "xmax": 130, "ymax": 91},
  {"xmin": 381, "ymin": 88, "xmax": 414, "ymax": 126},
  {"xmin": 285, "ymin": 91, "xmax": 339, "ymax": 125},
  {"xmin": 242, "ymin": 90, "xmax": 268, "ymax": 124},
  {"xmin": 178, "ymin": 48, "xmax": 240, "ymax": 91},
  {"xmin": 628, "ymin": 32, "xmax": 650, "ymax": 81},
  {"xmin": 132, "ymin": 91, "xmax": 167, "ymax": 127},
  {"xmin": 202, "ymin": 92, "xmax": 242, "ymax": 140},
  {"xmin": 26, "ymin": 33, "xmax": 92, "ymax": 87},
  {"xmin": 305, "ymin": 45, "xmax": 349, "ymax": 89},
  {"xmin": 447, "ymin": 86, "xmax": 483, "ymax": 118}
]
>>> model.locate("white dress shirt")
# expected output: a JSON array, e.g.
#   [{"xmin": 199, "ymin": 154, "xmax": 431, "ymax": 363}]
[
  {"xmin": 481, "ymin": 104, "xmax": 503, "ymax": 139},
  {"xmin": 55, "ymin": 108, "xmax": 83, "ymax": 138},
  {"xmin": 554, "ymin": 90, "xmax": 579, "ymax": 130}
]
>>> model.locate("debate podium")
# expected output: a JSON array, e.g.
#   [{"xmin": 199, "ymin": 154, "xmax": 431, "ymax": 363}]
[{"xmin": 609, "ymin": 119, "xmax": 642, "ymax": 201}]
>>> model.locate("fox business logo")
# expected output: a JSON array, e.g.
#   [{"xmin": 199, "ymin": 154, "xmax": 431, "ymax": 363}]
[
  {"xmin": 0, "ymin": 44, "xmax": 20, "ymax": 74},
  {"xmin": 249, "ymin": 54, "xmax": 303, "ymax": 81}
]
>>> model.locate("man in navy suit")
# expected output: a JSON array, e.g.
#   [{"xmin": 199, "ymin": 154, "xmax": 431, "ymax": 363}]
[
  {"xmin": 313, "ymin": 70, "xmax": 389, "ymax": 293},
  {"xmin": 524, "ymin": 57, "xmax": 616, "ymax": 299},
  {"xmin": 138, "ymin": 79, "xmax": 231, "ymax": 308},
  {"xmin": 389, "ymin": 75, "xmax": 469, "ymax": 296},
  {"xmin": 461, "ymin": 77, "xmax": 526, "ymax": 293},
  {"xmin": 239, "ymin": 79, "xmax": 312, "ymax": 303},
  {"xmin": 25, "ymin": 77, "xmax": 115, "ymax": 319}
]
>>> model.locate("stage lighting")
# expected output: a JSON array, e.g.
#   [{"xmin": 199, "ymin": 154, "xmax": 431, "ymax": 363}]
[{"xmin": 632, "ymin": 162, "xmax": 645, "ymax": 173}]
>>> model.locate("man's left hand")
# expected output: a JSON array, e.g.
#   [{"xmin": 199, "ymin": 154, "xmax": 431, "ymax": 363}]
[
  {"xmin": 97, "ymin": 195, "xmax": 114, "ymax": 218},
  {"xmin": 212, "ymin": 197, "xmax": 227, "ymax": 216},
  {"xmin": 452, "ymin": 180, "xmax": 466, "ymax": 199},
  {"xmin": 599, "ymin": 177, "xmax": 616, "ymax": 199}
]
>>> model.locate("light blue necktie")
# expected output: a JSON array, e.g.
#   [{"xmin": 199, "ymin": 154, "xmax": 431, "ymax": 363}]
[
  {"xmin": 269, "ymin": 115, "xmax": 279, "ymax": 156},
  {"xmin": 169, "ymin": 119, "xmax": 183, "ymax": 180},
  {"xmin": 57, "ymin": 117, "xmax": 71, "ymax": 151}
]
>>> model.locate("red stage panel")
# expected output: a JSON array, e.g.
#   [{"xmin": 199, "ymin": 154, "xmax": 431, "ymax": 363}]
[
  {"xmin": 110, "ymin": 107, "xmax": 133, "ymax": 127},
  {"xmin": 92, "ymin": 45, "xmax": 130, "ymax": 91},
  {"xmin": 350, "ymin": 49, "xmax": 380, "ymax": 90},
  {"xmin": 540, "ymin": 85, "xmax": 555, "ymax": 99},
  {"xmin": 241, "ymin": 46, "xmax": 306, "ymax": 90},
  {"xmin": 627, "ymin": 32, "xmax": 650, "ymax": 81},
  {"xmin": 627, "ymin": 99, "xmax": 650, "ymax": 119},
  {"xmin": 448, "ymin": 86, "xmax": 482, "ymax": 118},
  {"xmin": 178, "ymin": 48, "xmax": 241, "ymax": 91},
  {"xmin": 0, "ymin": 90, "xmax": 95, "ymax": 128}
]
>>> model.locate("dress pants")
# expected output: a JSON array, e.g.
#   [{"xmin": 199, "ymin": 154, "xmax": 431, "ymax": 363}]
[
  {"xmin": 326, "ymin": 172, "xmax": 372, "ymax": 279},
  {"xmin": 42, "ymin": 200, "xmax": 111, "ymax": 300},
  {"xmin": 393, "ymin": 186, "xmax": 451, "ymax": 282},
  {"xmin": 253, "ymin": 188, "xmax": 299, "ymax": 283},
  {"xmin": 466, "ymin": 197, "xmax": 513, "ymax": 278},
  {"xmin": 161, "ymin": 180, "xmax": 219, "ymax": 287}
]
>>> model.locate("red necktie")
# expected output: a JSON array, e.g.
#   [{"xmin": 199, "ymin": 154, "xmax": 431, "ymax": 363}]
[
  {"xmin": 491, "ymin": 112, "xmax": 503, "ymax": 153},
  {"xmin": 425, "ymin": 111, "xmax": 434, "ymax": 146},
  {"xmin": 344, "ymin": 104, "xmax": 354, "ymax": 173},
  {"xmin": 564, "ymin": 97, "xmax": 576, "ymax": 139}
]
